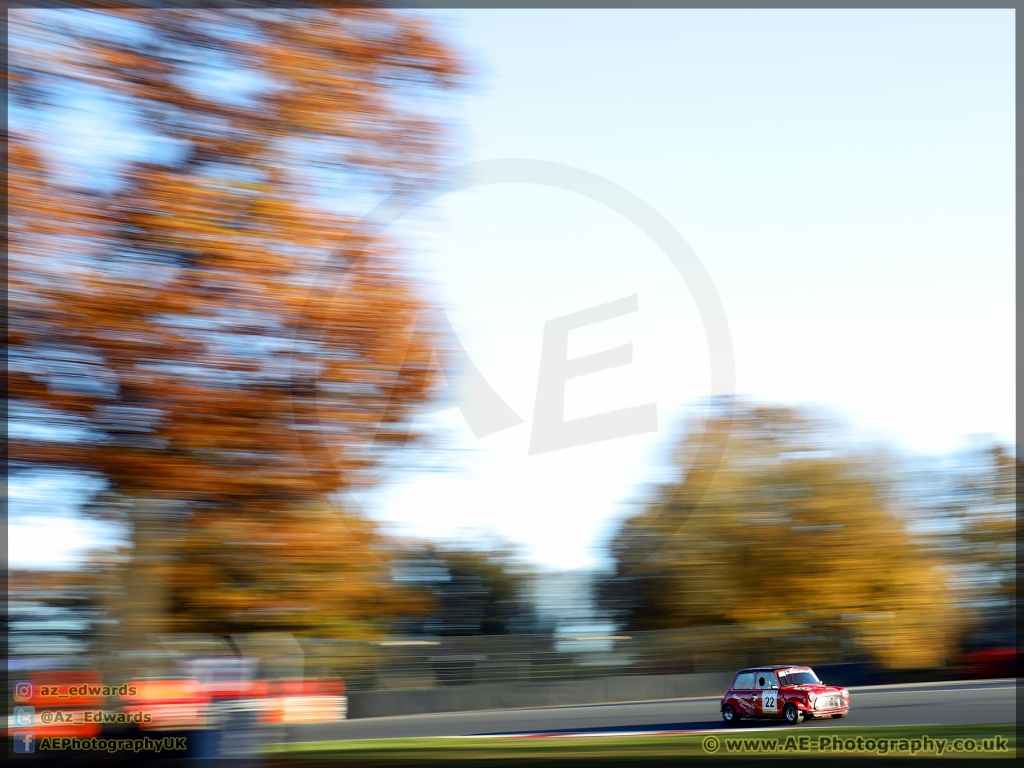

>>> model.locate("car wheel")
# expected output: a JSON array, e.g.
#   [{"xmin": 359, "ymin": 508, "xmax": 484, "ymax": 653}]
[
  {"xmin": 831, "ymin": 712, "xmax": 847, "ymax": 719},
  {"xmin": 722, "ymin": 704, "xmax": 740, "ymax": 725},
  {"xmin": 783, "ymin": 704, "xmax": 803, "ymax": 725}
]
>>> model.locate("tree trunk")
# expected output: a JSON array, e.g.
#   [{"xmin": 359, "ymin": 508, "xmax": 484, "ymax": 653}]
[{"xmin": 106, "ymin": 498, "xmax": 175, "ymax": 681}]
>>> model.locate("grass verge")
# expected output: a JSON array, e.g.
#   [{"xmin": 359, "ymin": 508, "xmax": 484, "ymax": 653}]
[{"xmin": 265, "ymin": 723, "xmax": 1015, "ymax": 764}]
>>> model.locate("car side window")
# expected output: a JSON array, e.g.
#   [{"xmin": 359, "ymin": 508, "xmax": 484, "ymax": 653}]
[
  {"xmin": 732, "ymin": 672, "xmax": 755, "ymax": 690},
  {"xmin": 757, "ymin": 672, "xmax": 779, "ymax": 689}
]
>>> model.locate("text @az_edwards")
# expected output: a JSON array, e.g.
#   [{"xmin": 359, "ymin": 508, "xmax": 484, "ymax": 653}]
[{"xmin": 34, "ymin": 709, "xmax": 154, "ymax": 724}]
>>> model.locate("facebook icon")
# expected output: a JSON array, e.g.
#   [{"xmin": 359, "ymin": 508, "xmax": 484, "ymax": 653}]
[{"xmin": 14, "ymin": 732, "xmax": 35, "ymax": 754}]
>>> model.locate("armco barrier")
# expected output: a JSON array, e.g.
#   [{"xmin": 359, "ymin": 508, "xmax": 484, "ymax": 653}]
[{"xmin": 347, "ymin": 670, "xmax": 736, "ymax": 719}]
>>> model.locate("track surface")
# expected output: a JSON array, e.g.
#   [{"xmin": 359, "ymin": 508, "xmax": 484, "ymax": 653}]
[{"xmin": 286, "ymin": 679, "xmax": 1014, "ymax": 743}]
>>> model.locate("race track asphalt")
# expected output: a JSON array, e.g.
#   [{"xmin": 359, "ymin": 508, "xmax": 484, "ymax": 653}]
[{"xmin": 285, "ymin": 678, "xmax": 1015, "ymax": 743}]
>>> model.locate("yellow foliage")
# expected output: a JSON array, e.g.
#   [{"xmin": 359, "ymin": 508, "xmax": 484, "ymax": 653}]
[{"xmin": 600, "ymin": 404, "xmax": 958, "ymax": 670}]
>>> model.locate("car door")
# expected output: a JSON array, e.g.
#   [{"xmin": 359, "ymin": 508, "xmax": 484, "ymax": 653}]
[
  {"xmin": 730, "ymin": 672, "xmax": 756, "ymax": 716},
  {"xmin": 754, "ymin": 671, "xmax": 780, "ymax": 717}
]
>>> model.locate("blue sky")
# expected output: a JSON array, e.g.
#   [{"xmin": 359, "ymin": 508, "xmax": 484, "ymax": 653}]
[
  {"xmin": 10, "ymin": 9, "xmax": 1015, "ymax": 571},
  {"xmin": 366, "ymin": 8, "xmax": 1015, "ymax": 569}
]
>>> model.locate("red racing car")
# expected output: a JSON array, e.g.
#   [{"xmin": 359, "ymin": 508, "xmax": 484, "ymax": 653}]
[{"xmin": 720, "ymin": 665, "xmax": 849, "ymax": 725}]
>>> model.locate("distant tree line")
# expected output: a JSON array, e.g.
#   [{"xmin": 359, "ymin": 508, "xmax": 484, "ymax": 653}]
[{"xmin": 595, "ymin": 402, "xmax": 1016, "ymax": 669}]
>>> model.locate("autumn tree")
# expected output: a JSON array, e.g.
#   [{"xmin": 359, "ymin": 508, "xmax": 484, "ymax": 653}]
[
  {"xmin": 9, "ymin": 8, "xmax": 464, "ymax": 650},
  {"xmin": 925, "ymin": 443, "xmax": 1017, "ymax": 649},
  {"xmin": 596, "ymin": 403, "xmax": 957, "ymax": 670}
]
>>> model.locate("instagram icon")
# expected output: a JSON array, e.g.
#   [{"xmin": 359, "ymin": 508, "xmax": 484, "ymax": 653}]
[{"xmin": 13, "ymin": 681, "xmax": 33, "ymax": 702}]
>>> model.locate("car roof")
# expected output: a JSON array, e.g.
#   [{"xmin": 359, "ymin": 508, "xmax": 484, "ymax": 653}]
[{"xmin": 736, "ymin": 665, "xmax": 809, "ymax": 673}]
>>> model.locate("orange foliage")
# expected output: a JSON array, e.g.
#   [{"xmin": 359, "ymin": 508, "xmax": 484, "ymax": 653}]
[{"xmin": 9, "ymin": 9, "xmax": 464, "ymax": 641}]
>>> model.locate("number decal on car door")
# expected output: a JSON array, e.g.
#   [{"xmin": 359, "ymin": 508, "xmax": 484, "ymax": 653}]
[{"xmin": 762, "ymin": 691, "xmax": 778, "ymax": 713}]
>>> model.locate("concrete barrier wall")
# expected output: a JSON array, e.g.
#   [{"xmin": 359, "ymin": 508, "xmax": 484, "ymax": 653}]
[
  {"xmin": 345, "ymin": 662, "xmax": 965, "ymax": 719},
  {"xmin": 348, "ymin": 670, "xmax": 735, "ymax": 719}
]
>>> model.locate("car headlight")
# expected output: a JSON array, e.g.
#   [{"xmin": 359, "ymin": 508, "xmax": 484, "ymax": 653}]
[{"xmin": 808, "ymin": 691, "xmax": 817, "ymax": 703}]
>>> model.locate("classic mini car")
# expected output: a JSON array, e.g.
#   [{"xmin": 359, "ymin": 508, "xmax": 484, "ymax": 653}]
[{"xmin": 720, "ymin": 665, "xmax": 850, "ymax": 725}]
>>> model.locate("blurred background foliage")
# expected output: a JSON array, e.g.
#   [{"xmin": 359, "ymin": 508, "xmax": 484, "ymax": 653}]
[
  {"xmin": 391, "ymin": 543, "xmax": 544, "ymax": 637},
  {"xmin": 9, "ymin": 6, "xmax": 466, "ymax": 664},
  {"xmin": 7, "ymin": 8, "xmax": 1016, "ymax": 686},
  {"xmin": 594, "ymin": 403, "xmax": 997, "ymax": 670}
]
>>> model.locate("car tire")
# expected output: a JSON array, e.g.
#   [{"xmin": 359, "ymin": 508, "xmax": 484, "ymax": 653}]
[
  {"xmin": 722, "ymin": 704, "xmax": 740, "ymax": 726},
  {"xmin": 831, "ymin": 712, "xmax": 847, "ymax": 719},
  {"xmin": 783, "ymin": 704, "xmax": 803, "ymax": 725}
]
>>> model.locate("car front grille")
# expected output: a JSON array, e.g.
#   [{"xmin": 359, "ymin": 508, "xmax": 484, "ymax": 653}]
[{"xmin": 816, "ymin": 696, "xmax": 843, "ymax": 710}]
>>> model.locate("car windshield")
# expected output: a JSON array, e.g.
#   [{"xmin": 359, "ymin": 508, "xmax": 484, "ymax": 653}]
[{"xmin": 782, "ymin": 670, "xmax": 820, "ymax": 685}]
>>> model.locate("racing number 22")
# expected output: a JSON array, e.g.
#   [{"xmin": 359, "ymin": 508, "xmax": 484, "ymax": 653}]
[{"xmin": 762, "ymin": 691, "xmax": 778, "ymax": 713}]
